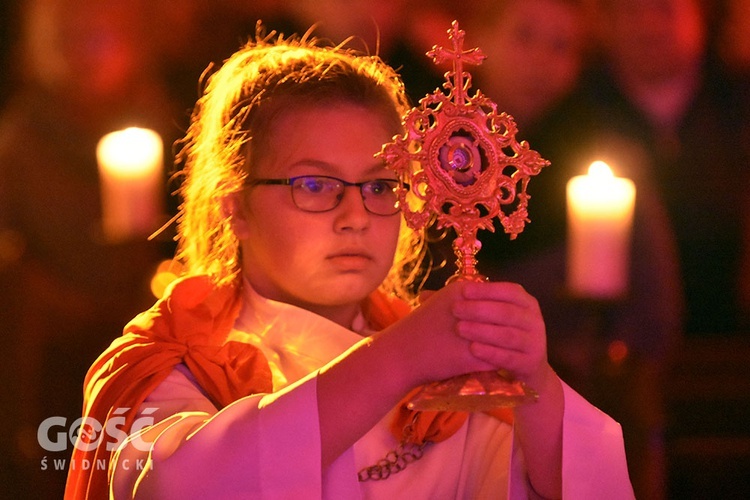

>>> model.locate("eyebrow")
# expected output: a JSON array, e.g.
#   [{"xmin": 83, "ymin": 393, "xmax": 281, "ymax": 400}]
[{"xmin": 287, "ymin": 159, "xmax": 394, "ymax": 177}]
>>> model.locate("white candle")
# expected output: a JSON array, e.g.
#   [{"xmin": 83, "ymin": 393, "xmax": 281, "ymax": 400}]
[
  {"xmin": 96, "ymin": 127, "xmax": 164, "ymax": 242},
  {"xmin": 566, "ymin": 161, "xmax": 636, "ymax": 299}
]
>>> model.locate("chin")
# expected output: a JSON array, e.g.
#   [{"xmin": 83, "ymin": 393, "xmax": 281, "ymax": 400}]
[{"xmin": 314, "ymin": 275, "xmax": 382, "ymax": 303}]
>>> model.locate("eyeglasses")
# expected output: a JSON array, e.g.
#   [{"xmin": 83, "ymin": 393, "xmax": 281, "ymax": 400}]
[{"xmin": 245, "ymin": 175, "xmax": 402, "ymax": 215}]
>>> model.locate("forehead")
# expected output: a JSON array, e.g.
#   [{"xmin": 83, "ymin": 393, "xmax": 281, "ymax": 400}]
[{"xmin": 253, "ymin": 102, "xmax": 399, "ymax": 178}]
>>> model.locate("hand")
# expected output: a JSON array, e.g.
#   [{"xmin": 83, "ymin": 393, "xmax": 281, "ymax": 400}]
[
  {"xmin": 386, "ymin": 281, "xmax": 498, "ymax": 386},
  {"xmin": 453, "ymin": 281, "xmax": 551, "ymax": 390}
]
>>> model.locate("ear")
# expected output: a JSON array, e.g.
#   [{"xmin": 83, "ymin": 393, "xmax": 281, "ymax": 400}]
[{"xmin": 222, "ymin": 192, "xmax": 251, "ymax": 240}]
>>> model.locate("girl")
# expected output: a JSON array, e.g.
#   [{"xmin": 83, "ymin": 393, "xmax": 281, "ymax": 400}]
[{"xmin": 66, "ymin": 30, "xmax": 633, "ymax": 499}]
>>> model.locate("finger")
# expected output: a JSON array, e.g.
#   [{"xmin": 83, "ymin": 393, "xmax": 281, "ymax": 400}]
[
  {"xmin": 456, "ymin": 321, "xmax": 527, "ymax": 352},
  {"xmin": 468, "ymin": 342, "xmax": 524, "ymax": 372},
  {"xmin": 453, "ymin": 300, "xmax": 536, "ymax": 330},
  {"xmin": 468, "ymin": 342, "xmax": 543, "ymax": 380}
]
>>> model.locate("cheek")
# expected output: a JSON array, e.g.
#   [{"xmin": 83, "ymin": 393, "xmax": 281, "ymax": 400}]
[
  {"xmin": 380, "ymin": 217, "xmax": 404, "ymax": 263},
  {"xmin": 242, "ymin": 195, "xmax": 302, "ymax": 259}
]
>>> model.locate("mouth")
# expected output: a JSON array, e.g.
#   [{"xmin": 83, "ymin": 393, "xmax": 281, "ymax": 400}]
[{"xmin": 326, "ymin": 250, "xmax": 374, "ymax": 270}]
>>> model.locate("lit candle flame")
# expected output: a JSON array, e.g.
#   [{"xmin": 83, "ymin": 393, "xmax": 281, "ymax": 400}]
[{"xmin": 589, "ymin": 160, "xmax": 614, "ymax": 178}]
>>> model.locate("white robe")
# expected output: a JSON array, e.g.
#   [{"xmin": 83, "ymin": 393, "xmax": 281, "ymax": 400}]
[{"xmin": 113, "ymin": 285, "xmax": 634, "ymax": 499}]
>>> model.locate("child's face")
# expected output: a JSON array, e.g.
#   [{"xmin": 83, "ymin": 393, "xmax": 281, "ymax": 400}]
[{"xmin": 234, "ymin": 102, "xmax": 402, "ymax": 323}]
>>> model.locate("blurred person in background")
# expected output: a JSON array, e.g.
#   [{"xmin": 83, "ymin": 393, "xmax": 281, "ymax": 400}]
[
  {"xmin": 0, "ymin": 0, "xmax": 178, "ymax": 496},
  {"xmin": 473, "ymin": 0, "xmax": 590, "ymax": 131},
  {"xmin": 579, "ymin": 0, "xmax": 750, "ymax": 337}
]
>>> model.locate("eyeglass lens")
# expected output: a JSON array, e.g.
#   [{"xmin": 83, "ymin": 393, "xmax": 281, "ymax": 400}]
[{"xmin": 291, "ymin": 176, "xmax": 399, "ymax": 215}]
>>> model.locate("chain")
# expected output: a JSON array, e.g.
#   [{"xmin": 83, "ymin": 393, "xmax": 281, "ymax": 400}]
[
  {"xmin": 357, "ymin": 440, "xmax": 430, "ymax": 481},
  {"xmin": 357, "ymin": 413, "xmax": 430, "ymax": 482}
]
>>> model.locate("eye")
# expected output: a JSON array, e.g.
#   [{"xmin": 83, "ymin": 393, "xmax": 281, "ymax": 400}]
[
  {"xmin": 296, "ymin": 176, "xmax": 336, "ymax": 194},
  {"xmin": 364, "ymin": 179, "xmax": 398, "ymax": 196}
]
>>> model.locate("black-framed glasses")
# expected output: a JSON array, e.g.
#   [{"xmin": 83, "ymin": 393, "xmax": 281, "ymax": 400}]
[{"xmin": 245, "ymin": 175, "xmax": 401, "ymax": 215}]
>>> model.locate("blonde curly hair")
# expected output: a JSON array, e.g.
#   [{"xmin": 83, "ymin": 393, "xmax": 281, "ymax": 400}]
[{"xmin": 175, "ymin": 29, "xmax": 426, "ymax": 303}]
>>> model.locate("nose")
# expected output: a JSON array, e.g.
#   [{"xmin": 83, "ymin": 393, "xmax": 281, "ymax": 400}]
[{"xmin": 334, "ymin": 185, "xmax": 370, "ymax": 232}]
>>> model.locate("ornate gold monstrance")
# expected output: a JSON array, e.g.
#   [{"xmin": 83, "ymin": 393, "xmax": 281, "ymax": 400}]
[{"xmin": 380, "ymin": 21, "xmax": 550, "ymax": 411}]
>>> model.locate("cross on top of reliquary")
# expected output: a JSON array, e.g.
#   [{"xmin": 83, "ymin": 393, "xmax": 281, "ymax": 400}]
[{"xmin": 426, "ymin": 20, "xmax": 486, "ymax": 107}]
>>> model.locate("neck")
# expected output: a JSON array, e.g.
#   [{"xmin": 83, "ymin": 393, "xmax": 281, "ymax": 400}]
[
  {"xmin": 242, "ymin": 278, "xmax": 364, "ymax": 331},
  {"xmin": 306, "ymin": 303, "xmax": 363, "ymax": 331}
]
